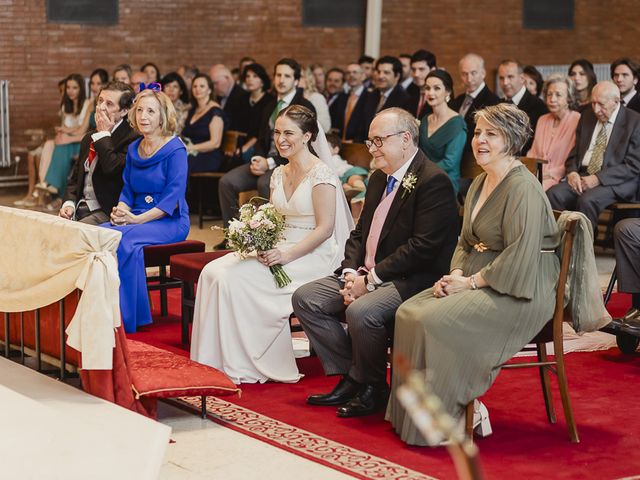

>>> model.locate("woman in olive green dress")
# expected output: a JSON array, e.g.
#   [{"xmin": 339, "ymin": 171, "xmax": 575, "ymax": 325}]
[{"xmin": 386, "ymin": 104, "xmax": 560, "ymax": 446}]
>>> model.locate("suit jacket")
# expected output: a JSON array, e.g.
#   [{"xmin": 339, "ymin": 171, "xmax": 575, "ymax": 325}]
[
  {"xmin": 329, "ymin": 89, "xmax": 371, "ymax": 142},
  {"xmin": 253, "ymin": 88, "xmax": 316, "ymax": 166},
  {"xmin": 406, "ymin": 82, "xmax": 432, "ymax": 119},
  {"xmin": 63, "ymin": 121, "xmax": 140, "ymax": 215},
  {"xmin": 362, "ymin": 85, "xmax": 412, "ymax": 137},
  {"xmin": 449, "ymin": 85, "xmax": 501, "ymax": 151},
  {"xmin": 337, "ymin": 149, "xmax": 459, "ymax": 300},
  {"xmin": 223, "ymin": 84, "xmax": 250, "ymax": 133},
  {"xmin": 566, "ymin": 106, "xmax": 640, "ymax": 197},
  {"xmin": 507, "ymin": 90, "xmax": 548, "ymax": 155},
  {"xmin": 625, "ymin": 92, "xmax": 640, "ymax": 114}
]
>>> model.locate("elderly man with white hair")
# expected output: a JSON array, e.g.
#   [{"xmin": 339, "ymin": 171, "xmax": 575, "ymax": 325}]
[
  {"xmin": 210, "ymin": 63, "xmax": 249, "ymax": 132},
  {"xmin": 547, "ymin": 80, "xmax": 640, "ymax": 230}
]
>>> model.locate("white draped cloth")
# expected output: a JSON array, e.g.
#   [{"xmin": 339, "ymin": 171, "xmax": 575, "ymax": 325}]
[{"xmin": 0, "ymin": 206, "xmax": 122, "ymax": 369}]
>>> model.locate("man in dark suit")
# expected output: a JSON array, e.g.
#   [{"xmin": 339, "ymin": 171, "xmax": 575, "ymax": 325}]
[
  {"xmin": 359, "ymin": 55, "xmax": 375, "ymax": 90},
  {"xmin": 329, "ymin": 63, "xmax": 370, "ymax": 142},
  {"xmin": 210, "ymin": 64, "xmax": 250, "ymax": 133},
  {"xmin": 498, "ymin": 59, "xmax": 547, "ymax": 154},
  {"xmin": 325, "ymin": 67, "xmax": 345, "ymax": 108},
  {"xmin": 362, "ymin": 56, "xmax": 411, "ymax": 135},
  {"xmin": 217, "ymin": 58, "xmax": 316, "ymax": 234},
  {"xmin": 611, "ymin": 57, "xmax": 640, "ymax": 114},
  {"xmin": 449, "ymin": 53, "xmax": 501, "ymax": 151},
  {"xmin": 547, "ymin": 81, "xmax": 640, "ymax": 230},
  {"xmin": 59, "ymin": 81, "xmax": 138, "ymax": 225},
  {"xmin": 406, "ymin": 49, "xmax": 437, "ymax": 118},
  {"xmin": 293, "ymin": 108, "xmax": 459, "ymax": 418}
]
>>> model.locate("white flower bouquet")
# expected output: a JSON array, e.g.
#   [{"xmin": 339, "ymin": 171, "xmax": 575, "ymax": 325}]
[{"xmin": 226, "ymin": 199, "xmax": 291, "ymax": 288}]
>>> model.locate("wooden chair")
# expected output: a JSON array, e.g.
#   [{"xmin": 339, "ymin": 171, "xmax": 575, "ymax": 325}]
[
  {"xmin": 465, "ymin": 216, "xmax": 580, "ymax": 443},
  {"xmin": 190, "ymin": 130, "xmax": 247, "ymax": 229},
  {"xmin": 460, "ymin": 156, "xmax": 546, "ymax": 182},
  {"xmin": 340, "ymin": 142, "xmax": 372, "ymax": 169}
]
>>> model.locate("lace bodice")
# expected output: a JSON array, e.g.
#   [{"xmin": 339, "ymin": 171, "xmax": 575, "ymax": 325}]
[{"xmin": 270, "ymin": 162, "xmax": 337, "ymax": 228}]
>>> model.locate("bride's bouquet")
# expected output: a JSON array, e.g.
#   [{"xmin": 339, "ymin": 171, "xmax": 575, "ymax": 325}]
[{"xmin": 226, "ymin": 199, "xmax": 292, "ymax": 288}]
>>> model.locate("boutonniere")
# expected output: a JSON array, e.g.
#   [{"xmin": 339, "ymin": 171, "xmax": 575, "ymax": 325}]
[{"xmin": 401, "ymin": 173, "xmax": 417, "ymax": 198}]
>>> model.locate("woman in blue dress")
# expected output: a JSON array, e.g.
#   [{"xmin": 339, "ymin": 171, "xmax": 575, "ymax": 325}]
[
  {"xmin": 104, "ymin": 87, "xmax": 190, "ymax": 333},
  {"xmin": 418, "ymin": 69, "xmax": 467, "ymax": 195},
  {"xmin": 181, "ymin": 73, "xmax": 228, "ymax": 172}
]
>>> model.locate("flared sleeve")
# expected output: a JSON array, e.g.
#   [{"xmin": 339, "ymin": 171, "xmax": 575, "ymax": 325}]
[
  {"xmin": 478, "ymin": 179, "xmax": 548, "ymax": 299},
  {"xmin": 156, "ymin": 144, "xmax": 188, "ymax": 216}
]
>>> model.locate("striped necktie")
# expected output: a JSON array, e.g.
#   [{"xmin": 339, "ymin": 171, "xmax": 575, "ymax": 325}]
[{"xmin": 587, "ymin": 122, "xmax": 608, "ymax": 175}]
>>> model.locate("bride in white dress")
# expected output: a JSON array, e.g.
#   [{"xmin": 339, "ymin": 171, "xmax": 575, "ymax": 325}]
[{"xmin": 190, "ymin": 105, "xmax": 354, "ymax": 384}]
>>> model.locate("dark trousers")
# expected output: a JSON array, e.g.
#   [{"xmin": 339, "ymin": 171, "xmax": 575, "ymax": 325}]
[
  {"xmin": 218, "ymin": 164, "xmax": 273, "ymax": 228},
  {"xmin": 614, "ymin": 218, "xmax": 640, "ymax": 294}
]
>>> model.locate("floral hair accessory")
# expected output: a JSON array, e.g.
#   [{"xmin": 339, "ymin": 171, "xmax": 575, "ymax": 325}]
[
  {"xmin": 401, "ymin": 172, "xmax": 418, "ymax": 198},
  {"xmin": 139, "ymin": 82, "xmax": 162, "ymax": 93}
]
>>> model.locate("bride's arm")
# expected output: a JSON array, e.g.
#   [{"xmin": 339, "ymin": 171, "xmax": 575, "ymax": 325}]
[{"xmin": 260, "ymin": 183, "xmax": 336, "ymax": 266}]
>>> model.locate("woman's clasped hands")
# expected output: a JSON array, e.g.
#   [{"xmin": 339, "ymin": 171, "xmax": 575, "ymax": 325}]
[
  {"xmin": 433, "ymin": 271, "xmax": 474, "ymax": 298},
  {"xmin": 110, "ymin": 205, "xmax": 138, "ymax": 226}
]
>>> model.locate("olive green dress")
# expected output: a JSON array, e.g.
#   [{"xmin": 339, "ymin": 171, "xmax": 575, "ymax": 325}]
[{"xmin": 386, "ymin": 165, "xmax": 560, "ymax": 446}]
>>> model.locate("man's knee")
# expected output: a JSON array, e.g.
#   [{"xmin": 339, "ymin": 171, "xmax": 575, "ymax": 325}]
[
  {"xmin": 345, "ymin": 301, "xmax": 386, "ymax": 333},
  {"xmin": 615, "ymin": 218, "xmax": 640, "ymax": 243}
]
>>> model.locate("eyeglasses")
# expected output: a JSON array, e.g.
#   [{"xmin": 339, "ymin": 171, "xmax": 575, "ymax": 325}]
[{"xmin": 365, "ymin": 132, "xmax": 405, "ymax": 149}]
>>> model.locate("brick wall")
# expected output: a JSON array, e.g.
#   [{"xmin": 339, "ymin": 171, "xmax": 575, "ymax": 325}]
[{"xmin": 2, "ymin": 0, "xmax": 639, "ymax": 154}]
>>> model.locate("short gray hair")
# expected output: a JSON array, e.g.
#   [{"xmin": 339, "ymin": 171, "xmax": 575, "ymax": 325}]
[
  {"xmin": 542, "ymin": 73, "xmax": 577, "ymax": 110},
  {"xmin": 376, "ymin": 107, "xmax": 420, "ymax": 146},
  {"xmin": 473, "ymin": 104, "xmax": 532, "ymax": 156}
]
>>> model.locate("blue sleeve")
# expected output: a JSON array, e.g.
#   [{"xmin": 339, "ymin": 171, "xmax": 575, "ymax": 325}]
[
  {"xmin": 118, "ymin": 151, "xmax": 134, "ymax": 207},
  {"xmin": 156, "ymin": 145, "xmax": 188, "ymax": 216}
]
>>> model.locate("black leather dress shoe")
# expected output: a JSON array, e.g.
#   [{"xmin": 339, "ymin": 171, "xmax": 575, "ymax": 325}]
[
  {"xmin": 621, "ymin": 318, "xmax": 640, "ymax": 335},
  {"xmin": 307, "ymin": 376, "xmax": 360, "ymax": 406},
  {"xmin": 336, "ymin": 383, "xmax": 390, "ymax": 418}
]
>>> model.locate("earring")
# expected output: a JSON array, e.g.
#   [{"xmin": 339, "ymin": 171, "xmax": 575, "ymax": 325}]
[{"xmin": 446, "ymin": 95, "xmax": 451, "ymax": 102}]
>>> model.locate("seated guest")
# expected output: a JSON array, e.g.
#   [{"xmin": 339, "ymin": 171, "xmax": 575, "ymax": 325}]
[
  {"xmin": 103, "ymin": 88, "xmax": 189, "ymax": 333},
  {"xmin": 418, "ymin": 69, "xmax": 467, "ymax": 194},
  {"xmin": 311, "ymin": 63, "xmax": 326, "ymax": 95},
  {"xmin": 113, "ymin": 64, "xmax": 132, "ymax": 84},
  {"xmin": 130, "ymin": 71, "xmax": 148, "ymax": 94},
  {"xmin": 359, "ymin": 55, "xmax": 375, "ymax": 89},
  {"xmin": 407, "ymin": 49, "xmax": 437, "ymax": 118},
  {"xmin": 399, "ymin": 53, "xmax": 414, "ymax": 91},
  {"xmin": 87, "ymin": 68, "xmax": 109, "ymax": 130},
  {"xmin": 239, "ymin": 63, "xmax": 275, "ymax": 162},
  {"xmin": 210, "ymin": 64, "xmax": 250, "ymax": 133},
  {"xmin": 325, "ymin": 67, "xmax": 345, "ymax": 108},
  {"xmin": 523, "ymin": 65, "xmax": 544, "ymax": 97},
  {"xmin": 293, "ymin": 108, "xmax": 459, "ymax": 418},
  {"xmin": 217, "ymin": 58, "xmax": 315, "ymax": 235},
  {"xmin": 527, "ymin": 74, "xmax": 581, "ymax": 190},
  {"xmin": 568, "ymin": 59, "xmax": 597, "ymax": 112},
  {"xmin": 449, "ymin": 53, "xmax": 501, "ymax": 156},
  {"xmin": 40, "ymin": 74, "xmax": 92, "ymax": 205},
  {"xmin": 329, "ymin": 63, "xmax": 370, "ymax": 142},
  {"xmin": 191, "ymin": 105, "xmax": 353, "ymax": 384},
  {"xmin": 613, "ymin": 219, "xmax": 640, "ymax": 333},
  {"xmin": 299, "ymin": 67, "xmax": 331, "ymax": 132},
  {"xmin": 611, "ymin": 57, "xmax": 640, "ymax": 113},
  {"xmin": 547, "ymin": 81, "xmax": 640, "ymax": 231},
  {"xmin": 387, "ymin": 104, "xmax": 560, "ymax": 445},
  {"xmin": 498, "ymin": 59, "xmax": 548, "ymax": 154},
  {"xmin": 161, "ymin": 71, "xmax": 190, "ymax": 134},
  {"xmin": 59, "ymin": 81, "xmax": 139, "ymax": 224},
  {"xmin": 177, "ymin": 64, "xmax": 199, "ymax": 91},
  {"xmin": 182, "ymin": 73, "xmax": 228, "ymax": 173},
  {"xmin": 362, "ymin": 56, "xmax": 411, "ymax": 134},
  {"xmin": 141, "ymin": 62, "xmax": 161, "ymax": 83}
]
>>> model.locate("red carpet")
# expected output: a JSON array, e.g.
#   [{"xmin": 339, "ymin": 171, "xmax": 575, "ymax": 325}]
[{"xmin": 131, "ymin": 291, "xmax": 640, "ymax": 480}]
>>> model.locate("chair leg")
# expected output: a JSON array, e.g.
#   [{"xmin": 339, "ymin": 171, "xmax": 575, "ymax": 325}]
[
  {"xmin": 536, "ymin": 342, "xmax": 556, "ymax": 424},
  {"xmin": 201, "ymin": 395, "xmax": 207, "ymax": 419},
  {"xmin": 555, "ymin": 348, "xmax": 580, "ymax": 443},
  {"xmin": 465, "ymin": 401, "xmax": 475, "ymax": 440},
  {"xmin": 198, "ymin": 177, "xmax": 204, "ymax": 230},
  {"xmin": 181, "ymin": 282, "xmax": 194, "ymax": 345},
  {"xmin": 603, "ymin": 268, "xmax": 617, "ymax": 306},
  {"xmin": 159, "ymin": 265, "xmax": 168, "ymax": 317}
]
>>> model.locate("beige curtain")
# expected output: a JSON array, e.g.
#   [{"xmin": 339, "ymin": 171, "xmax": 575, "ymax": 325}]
[{"xmin": 0, "ymin": 206, "xmax": 122, "ymax": 369}]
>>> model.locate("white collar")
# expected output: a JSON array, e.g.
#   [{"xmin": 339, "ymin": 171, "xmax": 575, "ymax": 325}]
[
  {"xmin": 401, "ymin": 77, "xmax": 413, "ymax": 90},
  {"xmin": 111, "ymin": 119, "xmax": 124, "ymax": 133},
  {"xmin": 350, "ymin": 85, "xmax": 364, "ymax": 96},
  {"xmin": 388, "ymin": 148, "xmax": 418, "ymax": 185},
  {"xmin": 623, "ymin": 89, "xmax": 637, "ymax": 106},
  {"xmin": 468, "ymin": 82, "xmax": 486, "ymax": 99},
  {"xmin": 509, "ymin": 86, "xmax": 527, "ymax": 106},
  {"xmin": 279, "ymin": 88, "xmax": 297, "ymax": 105},
  {"xmin": 604, "ymin": 103, "xmax": 621, "ymax": 126}
]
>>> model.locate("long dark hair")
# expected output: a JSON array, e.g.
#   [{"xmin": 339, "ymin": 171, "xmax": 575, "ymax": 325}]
[
  {"xmin": 61, "ymin": 73, "xmax": 87, "ymax": 115},
  {"xmin": 568, "ymin": 59, "xmax": 597, "ymax": 92},
  {"xmin": 189, "ymin": 73, "xmax": 216, "ymax": 108},
  {"xmin": 161, "ymin": 71, "xmax": 189, "ymax": 104}
]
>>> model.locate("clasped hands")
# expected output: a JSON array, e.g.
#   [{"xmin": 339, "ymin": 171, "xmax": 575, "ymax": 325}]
[
  {"xmin": 567, "ymin": 172, "xmax": 600, "ymax": 194},
  {"xmin": 110, "ymin": 206, "xmax": 138, "ymax": 226},
  {"xmin": 339, "ymin": 273, "xmax": 368, "ymax": 306},
  {"xmin": 257, "ymin": 248, "xmax": 291, "ymax": 267},
  {"xmin": 433, "ymin": 272, "xmax": 472, "ymax": 298},
  {"xmin": 250, "ymin": 156, "xmax": 269, "ymax": 176}
]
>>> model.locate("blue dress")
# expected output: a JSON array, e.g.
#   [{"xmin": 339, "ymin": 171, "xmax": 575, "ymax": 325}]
[
  {"xmin": 103, "ymin": 136, "xmax": 190, "ymax": 333},
  {"xmin": 181, "ymin": 106, "xmax": 229, "ymax": 173}
]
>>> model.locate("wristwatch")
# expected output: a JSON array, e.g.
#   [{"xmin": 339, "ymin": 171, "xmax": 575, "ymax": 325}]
[{"xmin": 364, "ymin": 273, "xmax": 377, "ymax": 292}]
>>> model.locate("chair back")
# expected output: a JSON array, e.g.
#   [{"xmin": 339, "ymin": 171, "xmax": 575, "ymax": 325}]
[
  {"xmin": 461, "ymin": 155, "xmax": 543, "ymax": 181},
  {"xmin": 340, "ymin": 143, "xmax": 372, "ymax": 170},
  {"xmin": 222, "ymin": 130, "xmax": 247, "ymax": 157},
  {"xmin": 551, "ymin": 217, "xmax": 578, "ymax": 341}
]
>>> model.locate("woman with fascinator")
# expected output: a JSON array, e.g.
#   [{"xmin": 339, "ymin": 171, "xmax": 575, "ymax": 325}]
[
  {"xmin": 191, "ymin": 105, "xmax": 354, "ymax": 384},
  {"xmin": 387, "ymin": 104, "xmax": 560, "ymax": 445},
  {"xmin": 103, "ymin": 87, "xmax": 190, "ymax": 333}
]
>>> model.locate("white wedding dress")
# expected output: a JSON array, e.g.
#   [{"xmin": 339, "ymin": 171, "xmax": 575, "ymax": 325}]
[{"xmin": 190, "ymin": 162, "xmax": 345, "ymax": 384}]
